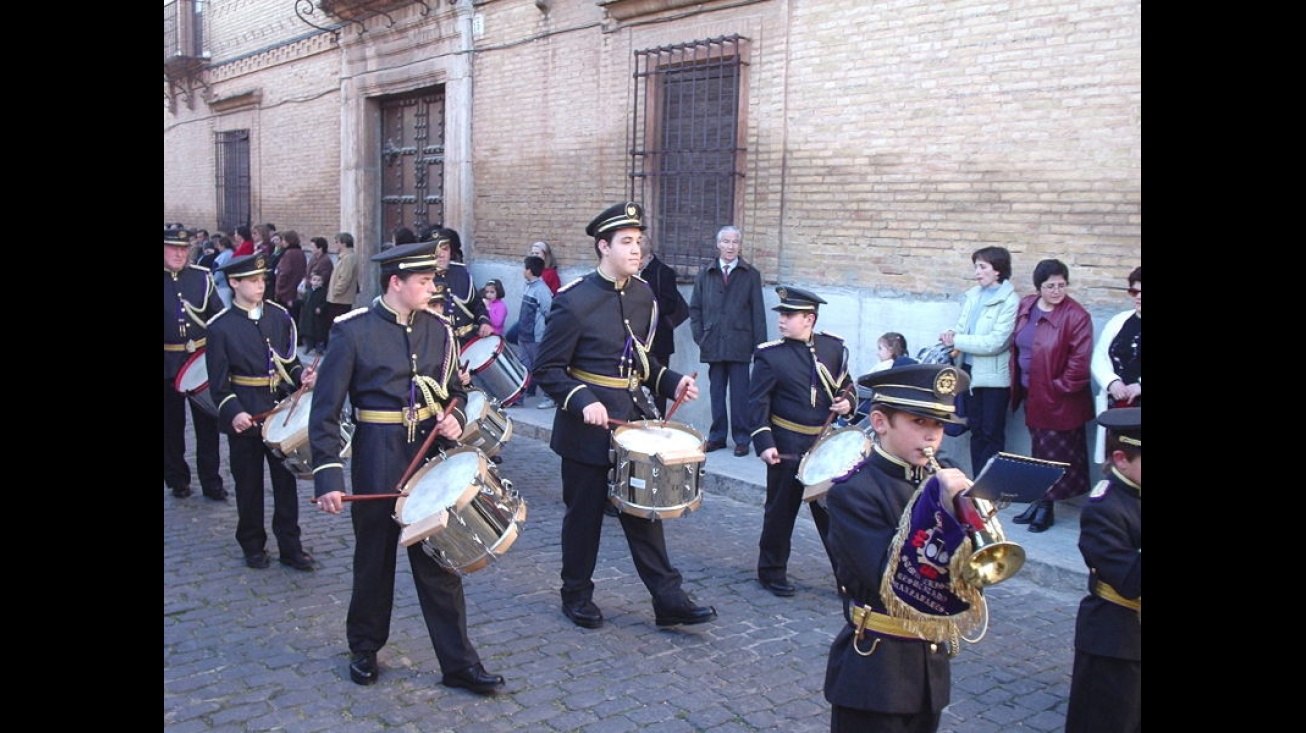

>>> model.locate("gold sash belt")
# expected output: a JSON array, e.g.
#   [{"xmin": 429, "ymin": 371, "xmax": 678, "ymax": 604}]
[
  {"xmin": 164, "ymin": 337, "xmax": 206, "ymax": 353},
  {"xmin": 1093, "ymin": 579, "xmax": 1141, "ymax": 612},
  {"xmin": 568, "ymin": 367, "xmax": 640, "ymax": 390},
  {"xmin": 849, "ymin": 604, "xmax": 938, "ymax": 642},
  {"xmin": 770, "ymin": 415, "xmax": 824, "ymax": 435},
  {"xmin": 231, "ymin": 375, "xmax": 277, "ymax": 387},
  {"xmin": 355, "ymin": 406, "xmax": 439, "ymax": 424}
]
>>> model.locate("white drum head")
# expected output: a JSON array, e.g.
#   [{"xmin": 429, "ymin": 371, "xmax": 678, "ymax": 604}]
[
  {"xmin": 464, "ymin": 389, "xmax": 488, "ymax": 419},
  {"xmin": 461, "ymin": 335, "xmax": 502, "ymax": 371},
  {"xmin": 798, "ymin": 428, "xmax": 870, "ymax": 485},
  {"xmin": 263, "ymin": 395, "xmax": 311, "ymax": 445},
  {"xmin": 400, "ymin": 451, "xmax": 482, "ymax": 525},
  {"xmin": 175, "ymin": 351, "xmax": 209, "ymax": 394},
  {"xmin": 615, "ymin": 424, "xmax": 702, "ymax": 453}
]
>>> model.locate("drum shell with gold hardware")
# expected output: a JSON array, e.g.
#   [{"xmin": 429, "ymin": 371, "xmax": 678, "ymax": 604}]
[
  {"xmin": 608, "ymin": 420, "xmax": 706, "ymax": 520},
  {"xmin": 261, "ymin": 392, "xmax": 355, "ymax": 479},
  {"xmin": 394, "ymin": 446, "xmax": 526, "ymax": 575}
]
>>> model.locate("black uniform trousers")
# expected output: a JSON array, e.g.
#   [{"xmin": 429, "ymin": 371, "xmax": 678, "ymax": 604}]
[
  {"xmin": 227, "ymin": 429, "xmax": 302, "ymax": 558},
  {"xmin": 163, "ymin": 379, "xmax": 223, "ymax": 495},
  {"xmin": 560, "ymin": 459, "xmax": 687, "ymax": 610},
  {"xmin": 1065, "ymin": 652, "xmax": 1140, "ymax": 733},
  {"xmin": 345, "ymin": 423, "xmax": 478, "ymax": 675},
  {"xmin": 831, "ymin": 706, "xmax": 942, "ymax": 733},
  {"xmin": 758, "ymin": 457, "xmax": 832, "ymax": 583}
]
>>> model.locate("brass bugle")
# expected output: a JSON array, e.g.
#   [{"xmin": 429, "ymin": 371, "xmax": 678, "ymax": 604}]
[{"xmin": 923, "ymin": 447, "xmax": 1025, "ymax": 587}]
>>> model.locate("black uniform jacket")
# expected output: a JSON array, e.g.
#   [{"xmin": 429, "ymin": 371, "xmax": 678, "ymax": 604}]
[
  {"xmin": 748, "ymin": 333, "xmax": 851, "ymax": 457},
  {"xmin": 308, "ymin": 299, "xmax": 467, "ymax": 497},
  {"xmin": 205, "ymin": 300, "xmax": 305, "ymax": 435},
  {"xmin": 533, "ymin": 270, "xmax": 684, "ymax": 466},
  {"xmin": 824, "ymin": 448, "xmax": 951, "ymax": 714},
  {"xmin": 434, "ymin": 262, "xmax": 490, "ymax": 343},
  {"xmin": 165, "ymin": 264, "xmax": 223, "ymax": 381},
  {"xmin": 1074, "ymin": 472, "xmax": 1141, "ymax": 661}
]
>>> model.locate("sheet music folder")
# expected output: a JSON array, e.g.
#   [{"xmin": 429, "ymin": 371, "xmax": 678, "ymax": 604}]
[{"xmin": 963, "ymin": 452, "xmax": 1069, "ymax": 504}]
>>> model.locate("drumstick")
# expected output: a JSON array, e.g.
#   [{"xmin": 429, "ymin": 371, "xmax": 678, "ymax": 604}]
[
  {"xmin": 310, "ymin": 493, "xmax": 403, "ymax": 505},
  {"xmin": 816, "ymin": 382, "xmax": 856, "ymax": 438},
  {"xmin": 607, "ymin": 418, "xmax": 633, "ymax": 427},
  {"xmin": 282, "ymin": 354, "xmax": 323, "ymax": 427},
  {"xmin": 662, "ymin": 371, "xmax": 698, "ymax": 425}
]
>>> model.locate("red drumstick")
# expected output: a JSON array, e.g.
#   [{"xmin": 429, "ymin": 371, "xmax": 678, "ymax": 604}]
[
  {"xmin": 663, "ymin": 371, "xmax": 698, "ymax": 425},
  {"xmin": 310, "ymin": 493, "xmax": 403, "ymax": 505}
]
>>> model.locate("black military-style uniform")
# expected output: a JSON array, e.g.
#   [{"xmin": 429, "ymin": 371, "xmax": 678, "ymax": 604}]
[
  {"xmin": 823, "ymin": 447, "xmax": 952, "ymax": 731},
  {"xmin": 747, "ymin": 330, "xmax": 851, "ymax": 583},
  {"xmin": 308, "ymin": 299, "xmax": 480, "ymax": 674},
  {"xmin": 532, "ymin": 269, "xmax": 695, "ymax": 610},
  {"xmin": 164, "ymin": 262, "xmax": 225, "ymax": 497},
  {"xmin": 434, "ymin": 262, "xmax": 490, "ymax": 344},
  {"xmin": 1065, "ymin": 467, "xmax": 1141, "ymax": 733},
  {"xmin": 205, "ymin": 299, "xmax": 307, "ymax": 561}
]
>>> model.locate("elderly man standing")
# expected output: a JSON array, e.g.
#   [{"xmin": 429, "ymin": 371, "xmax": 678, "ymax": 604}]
[{"xmin": 689, "ymin": 226, "xmax": 767, "ymax": 456}]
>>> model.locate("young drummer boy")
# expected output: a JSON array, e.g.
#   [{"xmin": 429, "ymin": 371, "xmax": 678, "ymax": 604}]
[
  {"xmin": 206, "ymin": 253, "xmax": 317, "ymax": 571},
  {"xmin": 1065, "ymin": 407, "xmax": 1141, "ymax": 733}
]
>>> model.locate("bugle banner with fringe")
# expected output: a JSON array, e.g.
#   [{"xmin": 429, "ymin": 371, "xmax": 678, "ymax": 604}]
[{"xmin": 879, "ymin": 476, "xmax": 985, "ymax": 643}]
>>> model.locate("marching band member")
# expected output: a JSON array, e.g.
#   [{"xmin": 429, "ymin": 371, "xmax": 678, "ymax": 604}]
[
  {"xmin": 205, "ymin": 253, "xmax": 315, "ymax": 571},
  {"xmin": 1065, "ymin": 407, "xmax": 1141, "ymax": 733},
  {"xmin": 164, "ymin": 229, "xmax": 226, "ymax": 500},
  {"xmin": 424, "ymin": 227, "xmax": 493, "ymax": 345},
  {"xmin": 823, "ymin": 363, "xmax": 979, "ymax": 733},
  {"xmin": 308, "ymin": 241, "xmax": 505, "ymax": 695},
  {"xmin": 747, "ymin": 286, "xmax": 853, "ymax": 596},
  {"xmin": 533, "ymin": 201, "xmax": 714, "ymax": 631}
]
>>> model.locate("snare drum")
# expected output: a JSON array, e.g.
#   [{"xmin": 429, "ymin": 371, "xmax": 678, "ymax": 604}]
[
  {"xmin": 174, "ymin": 349, "xmax": 218, "ymax": 417},
  {"xmin": 608, "ymin": 420, "xmax": 706, "ymax": 520},
  {"xmin": 798, "ymin": 425, "xmax": 872, "ymax": 503},
  {"xmin": 395, "ymin": 447, "xmax": 527, "ymax": 575},
  {"xmin": 262, "ymin": 392, "xmax": 356, "ymax": 478},
  {"xmin": 458, "ymin": 388, "xmax": 513, "ymax": 458},
  {"xmin": 461, "ymin": 335, "xmax": 531, "ymax": 407}
]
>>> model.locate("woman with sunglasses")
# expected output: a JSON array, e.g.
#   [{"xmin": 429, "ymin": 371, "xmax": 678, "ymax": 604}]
[
  {"xmin": 1008, "ymin": 259, "xmax": 1095, "ymax": 532},
  {"xmin": 1091, "ymin": 266, "xmax": 1141, "ymax": 463}
]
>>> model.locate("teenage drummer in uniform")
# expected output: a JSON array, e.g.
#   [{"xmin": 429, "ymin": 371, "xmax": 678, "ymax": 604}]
[
  {"xmin": 308, "ymin": 240, "xmax": 506, "ymax": 695},
  {"xmin": 205, "ymin": 253, "xmax": 317, "ymax": 571},
  {"xmin": 747, "ymin": 286, "xmax": 853, "ymax": 596},
  {"xmin": 424, "ymin": 226, "xmax": 493, "ymax": 345},
  {"xmin": 533, "ymin": 201, "xmax": 716, "ymax": 630},
  {"xmin": 164, "ymin": 229, "xmax": 227, "ymax": 501},
  {"xmin": 1065, "ymin": 407, "xmax": 1141, "ymax": 733}
]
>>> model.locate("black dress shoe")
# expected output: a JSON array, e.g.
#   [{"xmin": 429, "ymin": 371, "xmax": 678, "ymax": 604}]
[
  {"xmin": 280, "ymin": 551, "xmax": 315, "ymax": 571},
  {"xmin": 171, "ymin": 486, "xmax": 193, "ymax": 499},
  {"xmin": 245, "ymin": 551, "xmax": 271, "ymax": 569},
  {"xmin": 349, "ymin": 651, "xmax": 378, "ymax": 686},
  {"xmin": 441, "ymin": 663, "xmax": 505, "ymax": 695},
  {"xmin": 655, "ymin": 601, "xmax": 718, "ymax": 627},
  {"xmin": 562, "ymin": 600, "xmax": 604, "ymax": 629},
  {"xmin": 704, "ymin": 439, "xmax": 727, "ymax": 453},
  {"xmin": 1027, "ymin": 502, "xmax": 1055, "ymax": 533},
  {"xmin": 733, "ymin": 444, "xmax": 750, "ymax": 457},
  {"xmin": 1011, "ymin": 502, "xmax": 1039, "ymax": 524},
  {"xmin": 759, "ymin": 578, "xmax": 796, "ymax": 597},
  {"xmin": 203, "ymin": 488, "xmax": 229, "ymax": 501}
]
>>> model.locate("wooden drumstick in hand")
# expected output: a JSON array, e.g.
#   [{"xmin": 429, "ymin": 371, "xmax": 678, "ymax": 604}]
[
  {"xmin": 282, "ymin": 353, "xmax": 323, "ymax": 427},
  {"xmin": 311, "ymin": 493, "xmax": 403, "ymax": 505},
  {"xmin": 663, "ymin": 371, "xmax": 698, "ymax": 425}
]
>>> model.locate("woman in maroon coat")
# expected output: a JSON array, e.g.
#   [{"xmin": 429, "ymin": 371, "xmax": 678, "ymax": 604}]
[{"xmin": 1008, "ymin": 258, "xmax": 1094, "ymax": 532}]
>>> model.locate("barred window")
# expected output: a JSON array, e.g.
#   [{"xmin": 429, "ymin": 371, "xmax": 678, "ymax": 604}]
[
  {"xmin": 215, "ymin": 130, "xmax": 251, "ymax": 234},
  {"xmin": 630, "ymin": 35, "xmax": 748, "ymax": 279}
]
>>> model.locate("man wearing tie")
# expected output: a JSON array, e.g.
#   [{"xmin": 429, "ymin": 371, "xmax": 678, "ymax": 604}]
[{"xmin": 688, "ymin": 226, "xmax": 767, "ymax": 457}]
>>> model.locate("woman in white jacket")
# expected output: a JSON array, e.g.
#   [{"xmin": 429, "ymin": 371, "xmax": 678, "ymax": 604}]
[
  {"xmin": 1091, "ymin": 266, "xmax": 1141, "ymax": 462},
  {"xmin": 940, "ymin": 246, "xmax": 1020, "ymax": 474}
]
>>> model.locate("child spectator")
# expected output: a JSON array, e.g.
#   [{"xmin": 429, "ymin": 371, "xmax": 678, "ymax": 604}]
[
  {"xmin": 518, "ymin": 255, "xmax": 554, "ymax": 407},
  {"xmin": 299, "ymin": 273, "xmax": 330, "ymax": 355},
  {"xmin": 482, "ymin": 279, "xmax": 507, "ymax": 336}
]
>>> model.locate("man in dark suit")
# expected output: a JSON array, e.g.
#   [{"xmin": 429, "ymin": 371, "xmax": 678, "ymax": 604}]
[
  {"xmin": 689, "ymin": 226, "xmax": 768, "ymax": 456},
  {"xmin": 164, "ymin": 229, "xmax": 227, "ymax": 501},
  {"xmin": 308, "ymin": 240, "xmax": 505, "ymax": 695},
  {"xmin": 639, "ymin": 239, "xmax": 681, "ymax": 416},
  {"xmin": 533, "ymin": 201, "xmax": 716, "ymax": 631},
  {"xmin": 747, "ymin": 287, "xmax": 853, "ymax": 596}
]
